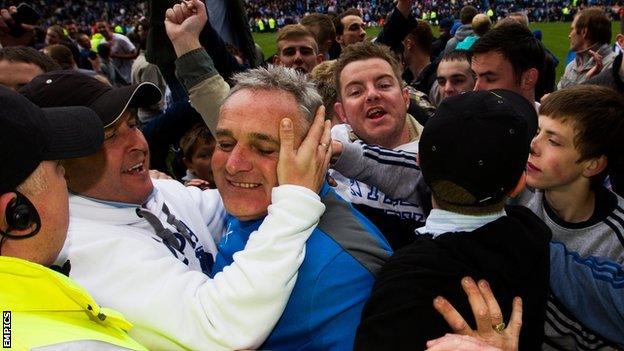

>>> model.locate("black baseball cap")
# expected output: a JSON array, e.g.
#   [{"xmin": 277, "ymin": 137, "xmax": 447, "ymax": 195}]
[
  {"xmin": 20, "ymin": 70, "xmax": 161, "ymax": 128},
  {"xmin": 0, "ymin": 85, "xmax": 103, "ymax": 194},
  {"xmin": 419, "ymin": 89, "xmax": 537, "ymax": 206}
]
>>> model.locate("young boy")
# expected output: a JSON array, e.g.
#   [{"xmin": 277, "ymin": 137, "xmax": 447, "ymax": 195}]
[
  {"xmin": 518, "ymin": 85, "xmax": 624, "ymax": 349},
  {"xmin": 354, "ymin": 90, "xmax": 550, "ymax": 350},
  {"xmin": 180, "ymin": 123, "xmax": 216, "ymax": 188}
]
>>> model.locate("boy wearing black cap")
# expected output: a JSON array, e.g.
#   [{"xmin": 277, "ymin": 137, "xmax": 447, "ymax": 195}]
[
  {"xmin": 0, "ymin": 86, "xmax": 145, "ymax": 349},
  {"xmin": 354, "ymin": 90, "xmax": 550, "ymax": 350}
]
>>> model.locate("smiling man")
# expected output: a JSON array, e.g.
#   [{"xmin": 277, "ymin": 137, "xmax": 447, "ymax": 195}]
[
  {"xmin": 19, "ymin": 67, "xmax": 332, "ymax": 350},
  {"xmin": 330, "ymin": 41, "xmax": 429, "ymax": 250},
  {"xmin": 164, "ymin": 2, "xmax": 391, "ymax": 349},
  {"xmin": 208, "ymin": 66, "xmax": 391, "ymax": 351}
]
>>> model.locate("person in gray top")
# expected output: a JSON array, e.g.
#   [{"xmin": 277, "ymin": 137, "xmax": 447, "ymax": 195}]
[
  {"xmin": 444, "ymin": 5, "xmax": 477, "ymax": 53},
  {"xmin": 557, "ymin": 7, "xmax": 616, "ymax": 89}
]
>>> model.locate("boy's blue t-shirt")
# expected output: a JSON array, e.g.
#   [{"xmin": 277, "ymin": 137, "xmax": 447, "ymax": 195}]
[{"xmin": 212, "ymin": 183, "xmax": 392, "ymax": 350}]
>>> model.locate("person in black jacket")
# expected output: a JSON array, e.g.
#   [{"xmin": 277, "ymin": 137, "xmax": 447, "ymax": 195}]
[{"xmin": 355, "ymin": 90, "xmax": 551, "ymax": 351}]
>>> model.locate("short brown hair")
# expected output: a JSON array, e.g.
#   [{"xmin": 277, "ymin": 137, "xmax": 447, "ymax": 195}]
[
  {"xmin": 334, "ymin": 8, "xmax": 361, "ymax": 35},
  {"xmin": 472, "ymin": 14, "xmax": 492, "ymax": 37},
  {"xmin": 0, "ymin": 46, "xmax": 60, "ymax": 72},
  {"xmin": 179, "ymin": 123, "xmax": 215, "ymax": 160},
  {"xmin": 43, "ymin": 44, "xmax": 75, "ymax": 70},
  {"xmin": 301, "ymin": 13, "xmax": 336, "ymax": 49},
  {"xmin": 539, "ymin": 85, "xmax": 624, "ymax": 167},
  {"xmin": 276, "ymin": 24, "xmax": 318, "ymax": 54},
  {"xmin": 507, "ymin": 12, "xmax": 529, "ymax": 28},
  {"xmin": 460, "ymin": 5, "xmax": 478, "ymax": 25},
  {"xmin": 405, "ymin": 20, "xmax": 434, "ymax": 55},
  {"xmin": 333, "ymin": 41, "xmax": 402, "ymax": 98},
  {"xmin": 574, "ymin": 7, "xmax": 612, "ymax": 45}
]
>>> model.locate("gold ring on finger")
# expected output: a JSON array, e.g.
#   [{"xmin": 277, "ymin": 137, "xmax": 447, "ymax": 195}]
[{"xmin": 493, "ymin": 322, "xmax": 506, "ymax": 332}]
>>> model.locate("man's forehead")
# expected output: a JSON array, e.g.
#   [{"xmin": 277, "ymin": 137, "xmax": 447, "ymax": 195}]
[
  {"xmin": 471, "ymin": 51, "xmax": 508, "ymax": 71},
  {"xmin": 218, "ymin": 88, "xmax": 306, "ymax": 137},
  {"xmin": 438, "ymin": 59, "xmax": 472, "ymax": 75},
  {"xmin": 342, "ymin": 15, "xmax": 363, "ymax": 26},
  {"xmin": 340, "ymin": 58, "xmax": 395, "ymax": 83},
  {"xmin": 220, "ymin": 89, "xmax": 302, "ymax": 120},
  {"xmin": 278, "ymin": 37, "xmax": 316, "ymax": 50}
]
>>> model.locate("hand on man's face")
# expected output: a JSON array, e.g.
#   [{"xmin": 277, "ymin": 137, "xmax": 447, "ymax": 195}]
[
  {"xmin": 212, "ymin": 89, "xmax": 328, "ymax": 221},
  {"xmin": 277, "ymin": 105, "xmax": 332, "ymax": 193}
]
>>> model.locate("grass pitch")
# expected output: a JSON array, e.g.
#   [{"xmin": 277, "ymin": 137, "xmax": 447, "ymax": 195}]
[{"xmin": 253, "ymin": 21, "xmax": 621, "ymax": 81}]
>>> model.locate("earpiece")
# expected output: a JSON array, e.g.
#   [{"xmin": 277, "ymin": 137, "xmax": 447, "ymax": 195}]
[
  {"xmin": 7, "ymin": 195, "xmax": 34, "ymax": 230},
  {"xmin": 1, "ymin": 192, "xmax": 40, "ymax": 239}
]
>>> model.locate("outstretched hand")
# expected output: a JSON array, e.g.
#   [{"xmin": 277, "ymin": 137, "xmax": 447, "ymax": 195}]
[
  {"xmin": 427, "ymin": 277, "xmax": 522, "ymax": 351},
  {"xmin": 164, "ymin": 0, "xmax": 206, "ymax": 57},
  {"xmin": 278, "ymin": 106, "xmax": 332, "ymax": 193}
]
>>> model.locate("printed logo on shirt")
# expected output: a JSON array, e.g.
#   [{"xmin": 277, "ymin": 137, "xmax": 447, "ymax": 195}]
[{"xmin": 348, "ymin": 179, "xmax": 424, "ymax": 221}]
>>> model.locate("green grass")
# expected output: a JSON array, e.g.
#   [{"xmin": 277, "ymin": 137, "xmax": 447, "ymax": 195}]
[{"xmin": 253, "ymin": 21, "xmax": 621, "ymax": 81}]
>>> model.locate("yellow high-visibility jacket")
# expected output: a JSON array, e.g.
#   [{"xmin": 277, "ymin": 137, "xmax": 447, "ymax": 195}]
[{"xmin": 0, "ymin": 256, "xmax": 146, "ymax": 350}]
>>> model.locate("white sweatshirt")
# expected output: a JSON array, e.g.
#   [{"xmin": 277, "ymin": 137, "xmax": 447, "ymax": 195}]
[{"xmin": 64, "ymin": 179, "xmax": 325, "ymax": 350}]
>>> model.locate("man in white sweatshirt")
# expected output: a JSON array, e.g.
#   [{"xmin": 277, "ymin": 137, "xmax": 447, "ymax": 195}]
[{"xmin": 19, "ymin": 66, "xmax": 332, "ymax": 349}]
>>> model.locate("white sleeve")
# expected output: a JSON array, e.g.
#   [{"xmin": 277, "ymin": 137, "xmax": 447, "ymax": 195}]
[{"xmin": 70, "ymin": 185, "xmax": 324, "ymax": 351}]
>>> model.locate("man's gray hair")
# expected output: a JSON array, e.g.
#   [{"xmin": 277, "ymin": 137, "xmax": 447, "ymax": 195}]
[{"xmin": 226, "ymin": 65, "xmax": 323, "ymax": 124}]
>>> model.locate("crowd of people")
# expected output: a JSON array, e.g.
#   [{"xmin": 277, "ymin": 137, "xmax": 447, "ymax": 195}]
[
  {"xmin": 1, "ymin": 0, "xmax": 624, "ymax": 350},
  {"xmin": 246, "ymin": 0, "xmax": 623, "ymax": 32}
]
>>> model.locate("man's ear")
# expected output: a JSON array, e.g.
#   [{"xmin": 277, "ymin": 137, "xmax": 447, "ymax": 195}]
[
  {"xmin": 0, "ymin": 192, "xmax": 17, "ymax": 228},
  {"xmin": 583, "ymin": 155, "xmax": 608, "ymax": 178},
  {"xmin": 507, "ymin": 172, "xmax": 527, "ymax": 198},
  {"xmin": 334, "ymin": 101, "xmax": 348, "ymax": 123},
  {"xmin": 316, "ymin": 53, "xmax": 324, "ymax": 64},
  {"xmin": 273, "ymin": 55, "xmax": 281, "ymax": 66},
  {"xmin": 521, "ymin": 68, "xmax": 539, "ymax": 90},
  {"xmin": 336, "ymin": 34, "xmax": 344, "ymax": 46},
  {"xmin": 581, "ymin": 27, "xmax": 589, "ymax": 40},
  {"xmin": 402, "ymin": 87, "xmax": 410, "ymax": 109}
]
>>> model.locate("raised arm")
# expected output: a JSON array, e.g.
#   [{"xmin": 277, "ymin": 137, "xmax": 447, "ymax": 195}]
[{"xmin": 166, "ymin": 0, "xmax": 229, "ymax": 134}]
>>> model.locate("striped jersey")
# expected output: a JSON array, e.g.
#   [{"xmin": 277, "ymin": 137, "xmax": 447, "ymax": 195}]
[
  {"xmin": 517, "ymin": 187, "xmax": 624, "ymax": 350},
  {"xmin": 330, "ymin": 122, "xmax": 430, "ymax": 249}
]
